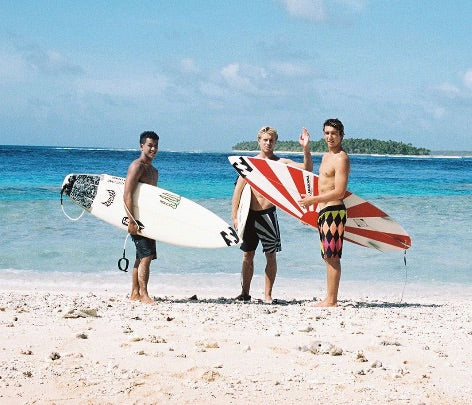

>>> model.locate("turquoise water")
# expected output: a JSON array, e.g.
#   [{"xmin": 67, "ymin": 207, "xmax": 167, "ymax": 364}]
[{"xmin": 1, "ymin": 145, "xmax": 471, "ymax": 297}]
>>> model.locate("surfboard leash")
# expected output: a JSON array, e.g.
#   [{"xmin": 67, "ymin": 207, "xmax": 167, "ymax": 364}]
[
  {"xmin": 123, "ymin": 201, "xmax": 142, "ymax": 229},
  {"xmin": 60, "ymin": 184, "xmax": 86, "ymax": 221},
  {"xmin": 399, "ymin": 249, "xmax": 408, "ymax": 304},
  {"xmin": 118, "ymin": 233, "xmax": 130, "ymax": 272},
  {"xmin": 60, "ymin": 179, "xmax": 131, "ymax": 273}
]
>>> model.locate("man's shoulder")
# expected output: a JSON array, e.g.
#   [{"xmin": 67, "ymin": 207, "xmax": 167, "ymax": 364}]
[
  {"xmin": 126, "ymin": 159, "xmax": 145, "ymax": 177},
  {"xmin": 129, "ymin": 157, "xmax": 142, "ymax": 165},
  {"xmin": 331, "ymin": 149, "xmax": 349, "ymax": 160},
  {"xmin": 338, "ymin": 150, "xmax": 349, "ymax": 160},
  {"xmin": 341, "ymin": 149, "xmax": 349, "ymax": 162},
  {"xmin": 336, "ymin": 151, "xmax": 350, "ymax": 171},
  {"xmin": 322, "ymin": 150, "xmax": 349, "ymax": 165},
  {"xmin": 128, "ymin": 158, "xmax": 143, "ymax": 170}
]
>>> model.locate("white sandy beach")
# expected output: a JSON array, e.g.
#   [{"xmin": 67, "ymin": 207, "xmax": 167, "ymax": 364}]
[{"xmin": 1, "ymin": 281, "xmax": 471, "ymax": 405}]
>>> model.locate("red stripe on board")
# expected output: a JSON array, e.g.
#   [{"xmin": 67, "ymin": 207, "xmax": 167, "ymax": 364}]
[
  {"xmin": 300, "ymin": 211, "xmax": 318, "ymax": 227},
  {"xmin": 347, "ymin": 202, "xmax": 388, "ymax": 218},
  {"xmin": 248, "ymin": 157, "xmax": 304, "ymax": 215},
  {"xmin": 345, "ymin": 226, "xmax": 411, "ymax": 249},
  {"xmin": 287, "ymin": 165, "xmax": 309, "ymax": 195},
  {"xmin": 244, "ymin": 179, "xmax": 302, "ymax": 220}
]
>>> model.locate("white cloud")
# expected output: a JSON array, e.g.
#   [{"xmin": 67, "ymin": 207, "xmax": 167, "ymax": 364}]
[
  {"xmin": 279, "ymin": 0, "xmax": 366, "ymax": 22},
  {"xmin": 180, "ymin": 58, "xmax": 200, "ymax": 74},
  {"xmin": 270, "ymin": 61, "xmax": 311, "ymax": 76},
  {"xmin": 336, "ymin": 0, "xmax": 366, "ymax": 11},
  {"xmin": 16, "ymin": 43, "xmax": 82, "ymax": 76},
  {"xmin": 220, "ymin": 63, "xmax": 268, "ymax": 94},
  {"xmin": 436, "ymin": 82, "xmax": 461, "ymax": 98},
  {"xmin": 280, "ymin": 0, "xmax": 326, "ymax": 22},
  {"xmin": 199, "ymin": 81, "xmax": 227, "ymax": 98},
  {"xmin": 0, "ymin": 37, "xmax": 83, "ymax": 82},
  {"xmin": 78, "ymin": 73, "xmax": 169, "ymax": 98},
  {"xmin": 0, "ymin": 50, "xmax": 28, "ymax": 82},
  {"xmin": 463, "ymin": 69, "xmax": 472, "ymax": 89},
  {"xmin": 221, "ymin": 63, "xmax": 253, "ymax": 91},
  {"xmin": 424, "ymin": 105, "xmax": 445, "ymax": 120},
  {"xmin": 42, "ymin": 50, "xmax": 83, "ymax": 75}
]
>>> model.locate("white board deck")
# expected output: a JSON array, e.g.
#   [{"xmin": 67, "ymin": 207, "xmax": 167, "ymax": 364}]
[
  {"xmin": 236, "ymin": 183, "xmax": 251, "ymax": 240},
  {"xmin": 61, "ymin": 174, "xmax": 239, "ymax": 248}
]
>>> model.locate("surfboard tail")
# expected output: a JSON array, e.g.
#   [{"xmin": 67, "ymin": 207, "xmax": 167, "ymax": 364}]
[{"xmin": 61, "ymin": 174, "xmax": 77, "ymax": 198}]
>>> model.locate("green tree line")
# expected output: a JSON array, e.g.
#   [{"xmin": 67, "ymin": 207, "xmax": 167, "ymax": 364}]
[{"xmin": 233, "ymin": 138, "xmax": 430, "ymax": 155}]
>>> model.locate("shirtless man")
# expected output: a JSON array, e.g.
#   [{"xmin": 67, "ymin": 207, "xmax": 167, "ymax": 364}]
[
  {"xmin": 232, "ymin": 126, "xmax": 313, "ymax": 303},
  {"xmin": 299, "ymin": 119, "xmax": 350, "ymax": 307},
  {"xmin": 124, "ymin": 131, "xmax": 159, "ymax": 304}
]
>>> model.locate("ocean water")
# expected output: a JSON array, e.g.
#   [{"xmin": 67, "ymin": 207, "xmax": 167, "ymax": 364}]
[{"xmin": 1, "ymin": 145, "xmax": 471, "ymax": 299}]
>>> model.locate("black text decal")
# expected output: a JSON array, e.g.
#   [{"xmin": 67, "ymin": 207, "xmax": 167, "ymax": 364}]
[{"xmin": 232, "ymin": 157, "xmax": 253, "ymax": 178}]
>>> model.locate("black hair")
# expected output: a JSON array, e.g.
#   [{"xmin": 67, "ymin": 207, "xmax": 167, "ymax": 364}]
[
  {"xmin": 323, "ymin": 119, "xmax": 344, "ymax": 137},
  {"xmin": 139, "ymin": 131, "xmax": 159, "ymax": 145}
]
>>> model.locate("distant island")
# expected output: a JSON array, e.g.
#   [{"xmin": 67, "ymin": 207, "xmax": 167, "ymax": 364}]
[{"xmin": 233, "ymin": 138, "xmax": 430, "ymax": 155}]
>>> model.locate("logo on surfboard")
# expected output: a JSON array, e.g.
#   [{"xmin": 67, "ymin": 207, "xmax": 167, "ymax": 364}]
[
  {"xmin": 159, "ymin": 192, "xmax": 181, "ymax": 209},
  {"xmin": 101, "ymin": 189, "xmax": 116, "ymax": 207},
  {"xmin": 220, "ymin": 227, "xmax": 239, "ymax": 246},
  {"xmin": 305, "ymin": 175, "xmax": 312, "ymax": 196},
  {"xmin": 231, "ymin": 156, "xmax": 253, "ymax": 178}
]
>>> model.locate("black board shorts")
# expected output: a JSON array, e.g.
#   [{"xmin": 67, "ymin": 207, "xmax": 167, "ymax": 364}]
[
  {"xmin": 240, "ymin": 207, "xmax": 281, "ymax": 253},
  {"xmin": 131, "ymin": 234, "xmax": 157, "ymax": 260}
]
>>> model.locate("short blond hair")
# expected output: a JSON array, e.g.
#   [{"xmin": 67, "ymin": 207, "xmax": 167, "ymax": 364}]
[{"xmin": 257, "ymin": 126, "xmax": 278, "ymax": 141}]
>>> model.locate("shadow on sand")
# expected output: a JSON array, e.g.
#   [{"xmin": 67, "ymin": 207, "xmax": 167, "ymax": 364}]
[{"xmin": 152, "ymin": 295, "xmax": 442, "ymax": 309}]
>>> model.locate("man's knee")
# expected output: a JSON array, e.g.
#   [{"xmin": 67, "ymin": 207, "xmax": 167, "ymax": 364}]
[
  {"xmin": 242, "ymin": 251, "xmax": 255, "ymax": 262},
  {"xmin": 265, "ymin": 251, "xmax": 277, "ymax": 263},
  {"xmin": 140, "ymin": 256, "xmax": 153, "ymax": 266},
  {"xmin": 324, "ymin": 256, "xmax": 340, "ymax": 263},
  {"xmin": 324, "ymin": 257, "xmax": 341, "ymax": 269}
]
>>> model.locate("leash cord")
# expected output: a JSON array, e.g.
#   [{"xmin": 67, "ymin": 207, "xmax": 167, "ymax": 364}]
[
  {"xmin": 399, "ymin": 250, "xmax": 408, "ymax": 304},
  {"xmin": 60, "ymin": 188, "xmax": 86, "ymax": 221}
]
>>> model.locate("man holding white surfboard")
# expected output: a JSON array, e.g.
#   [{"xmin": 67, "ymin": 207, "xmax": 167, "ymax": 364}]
[
  {"xmin": 124, "ymin": 131, "xmax": 159, "ymax": 304},
  {"xmin": 299, "ymin": 119, "xmax": 350, "ymax": 307},
  {"xmin": 232, "ymin": 126, "xmax": 313, "ymax": 303}
]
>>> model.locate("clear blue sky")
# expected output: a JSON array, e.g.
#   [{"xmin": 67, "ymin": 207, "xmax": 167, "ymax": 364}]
[{"xmin": 1, "ymin": 1, "xmax": 471, "ymax": 151}]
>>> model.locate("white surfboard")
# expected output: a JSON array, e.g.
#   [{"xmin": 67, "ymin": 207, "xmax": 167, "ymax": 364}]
[
  {"xmin": 61, "ymin": 174, "xmax": 239, "ymax": 248},
  {"xmin": 228, "ymin": 156, "xmax": 411, "ymax": 252},
  {"xmin": 236, "ymin": 183, "xmax": 251, "ymax": 239}
]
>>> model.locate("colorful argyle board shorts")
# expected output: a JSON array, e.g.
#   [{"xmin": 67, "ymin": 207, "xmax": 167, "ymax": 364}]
[{"xmin": 317, "ymin": 204, "xmax": 347, "ymax": 259}]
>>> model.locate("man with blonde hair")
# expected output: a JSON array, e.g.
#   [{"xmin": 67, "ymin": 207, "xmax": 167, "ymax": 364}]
[{"xmin": 232, "ymin": 126, "xmax": 313, "ymax": 303}]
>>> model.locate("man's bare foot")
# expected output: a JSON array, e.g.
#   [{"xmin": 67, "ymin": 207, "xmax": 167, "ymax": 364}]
[
  {"xmin": 314, "ymin": 299, "xmax": 338, "ymax": 307},
  {"xmin": 130, "ymin": 293, "xmax": 141, "ymax": 301},
  {"xmin": 140, "ymin": 295, "xmax": 156, "ymax": 304}
]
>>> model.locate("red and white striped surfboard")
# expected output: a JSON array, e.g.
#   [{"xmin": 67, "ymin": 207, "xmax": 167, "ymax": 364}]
[{"xmin": 229, "ymin": 155, "xmax": 411, "ymax": 252}]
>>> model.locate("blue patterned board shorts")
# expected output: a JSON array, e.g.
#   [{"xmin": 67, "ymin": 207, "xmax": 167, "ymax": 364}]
[
  {"xmin": 131, "ymin": 234, "xmax": 157, "ymax": 260},
  {"xmin": 241, "ymin": 207, "xmax": 281, "ymax": 253}
]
